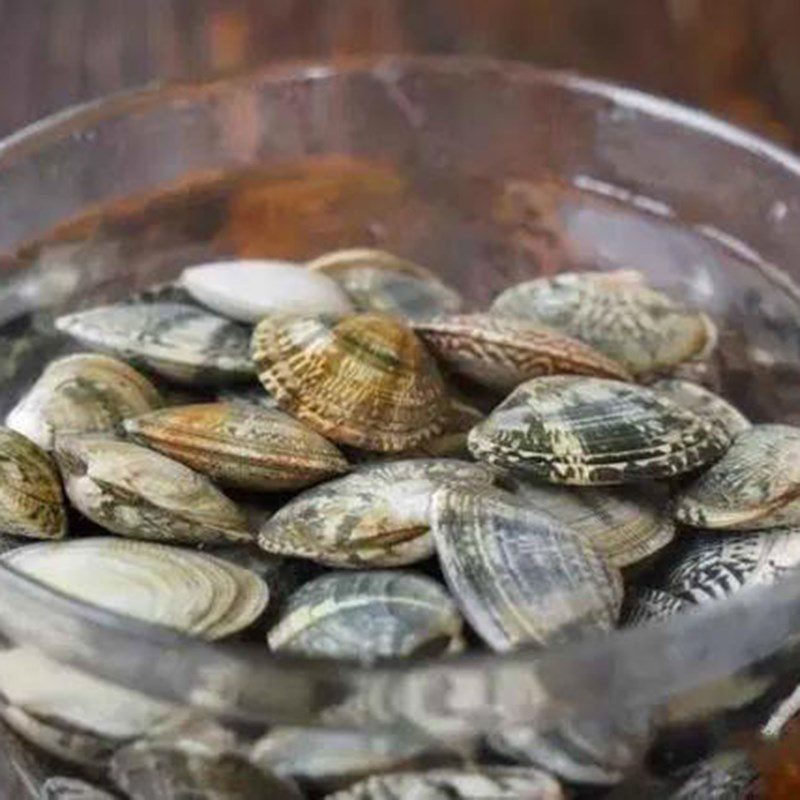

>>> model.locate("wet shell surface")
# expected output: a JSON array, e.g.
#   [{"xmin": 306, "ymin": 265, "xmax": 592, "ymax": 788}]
[
  {"xmin": 307, "ymin": 247, "xmax": 462, "ymax": 320},
  {"xmin": 181, "ymin": 259, "xmax": 353, "ymax": 322},
  {"xmin": 6, "ymin": 353, "xmax": 163, "ymax": 450},
  {"xmin": 490, "ymin": 270, "xmax": 716, "ymax": 376},
  {"xmin": 258, "ymin": 459, "xmax": 495, "ymax": 567},
  {"xmin": 431, "ymin": 486, "xmax": 623, "ymax": 650},
  {"xmin": 510, "ymin": 479, "xmax": 675, "ymax": 568},
  {"xmin": 111, "ymin": 742, "xmax": 303, "ymax": 800},
  {"xmin": 661, "ymin": 528, "xmax": 800, "ymax": 605},
  {"xmin": 669, "ymin": 750, "xmax": 757, "ymax": 800},
  {"xmin": 325, "ymin": 766, "xmax": 565, "ymax": 799},
  {"xmin": 268, "ymin": 571, "xmax": 464, "ymax": 661},
  {"xmin": 251, "ymin": 312, "xmax": 449, "ymax": 452},
  {"xmin": 55, "ymin": 436, "xmax": 251, "ymax": 545},
  {"xmin": 675, "ymin": 425, "xmax": 800, "ymax": 530},
  {"xmin": 40, "ymin": 777, "xmax": 118, "ymax": 800},
  {"xmin": 55, "ymin": 303, "xmax": 254, "ymax": 385},
  {"xmin": 413, "ymin": 313, "xmax": 631, "ymax": 393},
  {"xmin": 653, "ymin": 378, "xmax": 751, "ymax": 441},
  {"xmin": 0, "ymin": 427, "xmax": 66, "ymax": 540},
  {"xmin": 125, "ymin": 402, "xmax": 349, "ymax": 492},
  {"xmin": 2, "ymin": 537, "xmax": 268, "ymax": 638},
  {"xmin": 469, "ymin": 376, "xmax": 727, "ymax": 485}
]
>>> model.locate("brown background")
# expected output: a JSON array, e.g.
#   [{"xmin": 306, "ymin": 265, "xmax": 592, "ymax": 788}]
[{"xmin": 2, "ymin": 0, "xmax": 800, "ymax": 147}]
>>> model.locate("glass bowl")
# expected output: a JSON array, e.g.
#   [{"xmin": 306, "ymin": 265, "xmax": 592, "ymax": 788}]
[{"xmin": 2, "ymin": 56, "xmax": 800, "ymax": 795}]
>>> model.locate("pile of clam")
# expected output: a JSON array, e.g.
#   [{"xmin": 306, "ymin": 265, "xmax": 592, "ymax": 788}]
[{"xmin": 0, "ymin": 249, "xmax": 793, "ymax": 798}]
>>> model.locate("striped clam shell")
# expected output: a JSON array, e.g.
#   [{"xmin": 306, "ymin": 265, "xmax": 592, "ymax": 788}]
[
  {"xmin": 55, "ymin": 303, "xmax": 254, "ymax": 385},
  {"xmin": 413, "ymin": 313, "xmax": 631, "ymax": 393},
  {"xmin": 325, "ymin": 767, "xmax": 565, "ymax": 799},
  {"xmin": 0, "ymin": 427, "xmax": 66, "ymax": 540},
  {"xmin": 489, "ymin": 712, "xmax": 652, "ymax": 786},
  {"xmin": 55, "ymin": 436, "xmax": 251, "ymax": 545},
  {"xmin": 40, "ymin": 777, "xmax": 118, "ymax": 800},
  {"xmin": 660, "ymin": 528, "xmax": 800, "ymax": 605},
  {"xmin": 125, "ymin": 402, "xmax": 348, "ymax": 492},
  {"xmin": 431, "ymin": 486, "xmax": 623, "ymax": 650},
  {"xmin": 510, "ymin": 479, "xmax": 674, "ymax": 568},
  {"xmin": 251, "ymin": 312, "xmax": 449, "ymax": 452},
  {"xmin": 469, "ymin": 376, "xmax": 727, "ymax": 485},
  {"xmin": 491, "ymin": 270, "xmax": 716, "ymax": 377},
  {"xmin": 307, "ymin": 248, "xmax": 462, "ymax": 320},
  {"xmin": 653, "ymin": 379, "xmax": 751, "ymax": 441},
  {"xmin": 111, "ymin": 743, "xmax": 303, "ymax": 800},
  {"xmin": 258, "ymin": 459, "xmax": 494, "ymax": 567},
  {"xmin": 268, "ymin": 571, "xmax": 463, "ymax": 661},
  {"xmin": 668, "ymin": 750, "xmax": 758, "ymax": 800},
  {"xmin": 6, "ymin": 353, "xmax": 163, "ymax": 450},
  {"xmin": 675, "ymin": 425, "xmax": 800, "ymax": 530},
  {"xmin": 622, "ymin": 587, "xmax": 686, "ymax": 626}
]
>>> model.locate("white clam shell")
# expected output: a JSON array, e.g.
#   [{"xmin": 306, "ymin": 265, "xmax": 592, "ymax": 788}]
[{"xmin": 181, "ymin": 260, "xmax": 353, "ymax": 322}]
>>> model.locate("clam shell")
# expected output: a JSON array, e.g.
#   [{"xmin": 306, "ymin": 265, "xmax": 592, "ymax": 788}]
[
  {"xmin": 125, "ymin": 403, "xmax": 349, "ymax": 492},
  {"xmin": 2, "ymin": 537, "xmax": 268, "ymax": 638},
  {"xmin": 6, "ymin": 353, "xmax": 163, "ymax": 450},
  {"xmin": 669, "ymin": 750, "xmax": 757, "ymax": 799},
  {"xmin": 489, "ymin": 712, "xmax": 652, "ymax": 786},
  {"xmin": 41, "ymin": 777, "xmax": 117, "ymax": 800},
  {"xmin": 111, "ymin": 743, "xmax": 303, "ymax": 800},
  {"xmin": 675, "ymin": 425, "xmax": 800, "ymax": 530},
  {"xmin": 325, "ymin": 766, "xmax": 564, "ymax": 799},
  {"xmin": 307, "ymin": 248, "xmax": 462, "ymax": 320},
  {"xmin": 258, "ymin": 459, "xmax": 495, "ymax": 568},
  {"xmin": 491, "ymin": 270, "xmax": 717, "ymax": 376},
  {"xmin": 510, "ymin": 479, "xmax": 674, "ymax": 568},
  {"xmin": 181, "ymin": 259, "xmax": 353, "ymax": 322},
  {"xmin": 55, "ymin": 437, "xmax": 251, "ymax": 545},
  {"xmin": 653, "ymin": 379, "xmax": 751, "ymax": 441},
  {"xmin": 622, "ymin": 587, "xmax": 686, "ymax": 626},
  {"xmin": 251, "ymin": 312, "xmax": 449, "ymax": 452},
  {"xmin": 431, "ymin": 486, "xmax": 623, "ymax": 650},
  {"xmin": 469, "ymin": 376, "xmax": 727, "ymax": 485},
  {"xmin": 268, "ymin": 571, "xmax": 463, "ymax": 661},
  {"xmin": 661, "ymin": 528, "xmax": 800, "ymax": 605},
  {"xmin": 0, "ymin": 428, "xmax": 66, "ymax": 540},
  {"xmin": 414, "ymin": 313, "xmax": 631, "ymax": 393},
  {"xmin": 55, "ymin": 303, "xmax": 254, "ymax": 385}
]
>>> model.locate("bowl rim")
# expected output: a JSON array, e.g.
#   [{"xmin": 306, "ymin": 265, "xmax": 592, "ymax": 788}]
[{"xmin": 3, "ymin": 55, "xmax": 800, "ymax": 733}]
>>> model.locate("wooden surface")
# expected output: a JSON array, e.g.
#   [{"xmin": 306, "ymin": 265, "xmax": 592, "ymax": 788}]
[{"xmin": 1, "ymin": 0, "xmax": 800, "ymax": 146}]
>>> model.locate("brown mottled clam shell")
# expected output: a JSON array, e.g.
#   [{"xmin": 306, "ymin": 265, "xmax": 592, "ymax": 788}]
[
  {"xmin": 675, "ymin": 425, "xmax": 800, "ymax": 530},
  {"xmin": 431, "ymin": 486, "xmax": 623, "ymax": 650},
  {"xmin": 414, "ymin": 313, "xmax": 631, "ymax": 393},
  {"xmin": 0, "ymin": 427, "xmax": 66, "ymax": 540},
  {"xmin": 307, "ymin": 247, "xmax": 462, "ymax": 320},
  {"xmin": 251, "ymin": 313, "xmax": 449, "ymax": 452},
  {"xmin": 125, "ymin": 402, "xmax": 348, "ymax": 491},
  {"xmin": 491, "ymin": 270, "xmax": 716, "ymax": 377},
  {"xmin": 469, "ymin": 376, "xmax": 727, "ymax": 485}
]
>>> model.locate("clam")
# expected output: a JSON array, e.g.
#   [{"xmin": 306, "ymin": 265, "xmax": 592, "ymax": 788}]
[
  {"xmin": 2, "ymin": 538, "xmax": 268, "ymax": 638},
  {"xmin": 669, "ymin": 750, "xmax": 757, "ymax": 799},
  {"xmin": 622, "ymin": 587, "xmax": 686, "ymax": 626},
  {"xmin": 510, "ymin": 479, "xmax": 674, "ymax": 568},
  {"xmin": 675, "ymin": 425, "xmax": 800, "ymax": 530},
  {"xmin": 6, "ymin": 353, "xmax": 163, "ymax": 450},
  {"xmin": 55, "ymin": 303, "xmax": 254, "ymax": 385},
  {"xmin": 431, "ymin": 486, "xmax": 623, "ymax": 650},
  {"xmin": 258, "ymin": 459, "xmax": 495, "ymax": 568},
  {"xmin": 125, "ymin": 402, "xmax": 349, "ymax": 492},
  {"xmin": 268, "ymin": 571, "xmax": 464, "ymax": 661},
  {"xmin": 661, "ymin": 528, "xmax": 800, "ymax": 605},
  {"xmin": 111, "ymin": 742, "xmax": 303, "ymax": 800},
  {"xmin": 41, "ymin": 777, "xmax": 117, "ymax": 800},
  {"xmin": 325, "ymin": 766, "xmax": 565, "ymax": 799},
  {"xmin": 55, "ymin": 436, "xmax": 251, "ymax": 545},
  {"xmin": 181, "ymin": 259, "xmax": 353, "ymax": 322},
  {"xmin": 491, "ymin": 270, "xmax": 717, "ymax": 376},
  {"xmin": 489, "ymin": 712, "xmax": 653, "ymax": 786},
  {"xmin": 307, "ymin": 247, "xmax": 462, "ymax": 320},
  {"xmin": 653, "ymin": 378, "xmax": 751, "ymax": 441},
  {"xmin": 0, "ymin": 428, "xmax": 66, "ymax": 540},
  {"xmin": 413, "ymin": 313, "xmax": 631, "ymax": 393},
  {"xmin": 469, "ymin": 376, "xmax": 727, "ymax": 485},
  {"xmin": 251, "ymin": 312, "xmax": 449, "ymax": 452}
]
